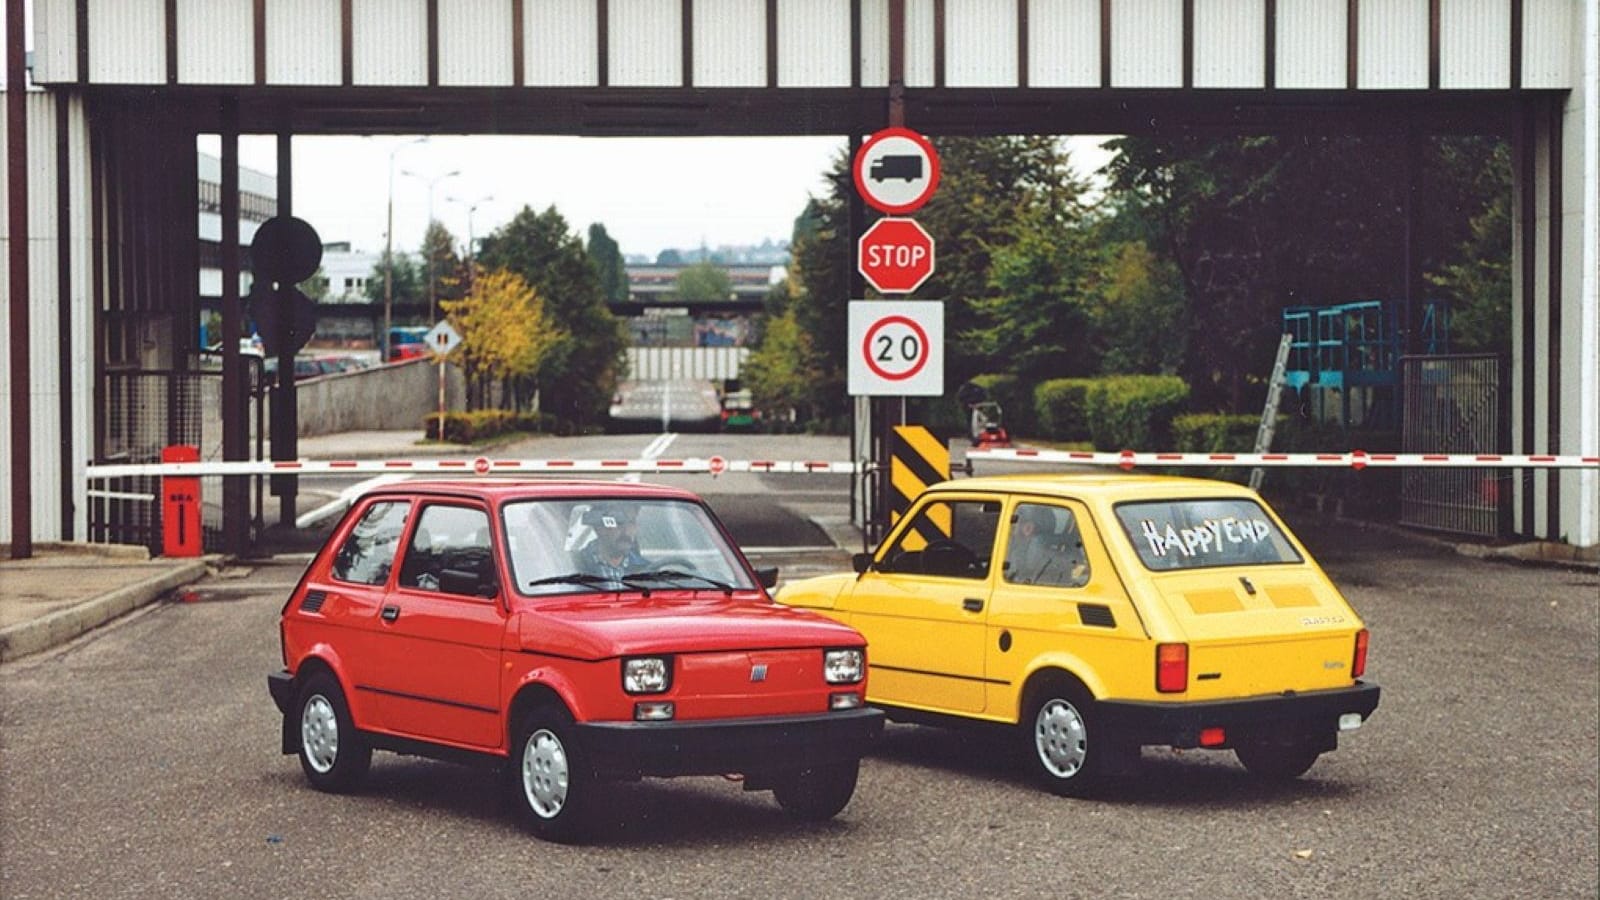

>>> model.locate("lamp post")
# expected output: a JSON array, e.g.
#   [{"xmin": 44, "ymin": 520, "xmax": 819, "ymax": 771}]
[
  {"xmin": 401, "ymin": 167, "xmax": 461, "ymax": 324},
  {"xmin": 384, "ymin": 137, "xmax": 428, "ymax": 361},
  {"xmin": 446, "ymin": 193, "xmax": 494, "ymax": 277}
]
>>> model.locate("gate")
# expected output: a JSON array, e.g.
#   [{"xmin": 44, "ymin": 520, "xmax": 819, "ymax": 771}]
[
  {"xmin": 1399, "ymin": 355, "xmax": 1509, "ymax": 539},
  {"xmin": 91, "ymin": 360, "xmax": 268, "ymax": 552}
]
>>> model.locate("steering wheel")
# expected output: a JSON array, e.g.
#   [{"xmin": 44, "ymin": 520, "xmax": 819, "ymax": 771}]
[{"xmin": 922, "ymin": 539, "xmax": 978, "ymax": 576}]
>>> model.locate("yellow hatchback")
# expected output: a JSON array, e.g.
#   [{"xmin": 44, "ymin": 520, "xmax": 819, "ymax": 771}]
[{"xmin": 777, "ymin": 473, "xmax": 1380, "ymax": 795}]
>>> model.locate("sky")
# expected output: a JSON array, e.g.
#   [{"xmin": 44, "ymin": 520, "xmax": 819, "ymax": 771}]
[
  {"xmin": 197, "ymin": 133, "xmax": 1115, "ymax": 263},
  {"xmin": 199, "ymin": 134, "xmax": 849, "ymax": 262}
]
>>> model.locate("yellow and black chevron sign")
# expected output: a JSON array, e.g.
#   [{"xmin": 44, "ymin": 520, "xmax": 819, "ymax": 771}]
[{"xmin": 889, "ymin": 425, "xmax": 949, "ymax": 550}]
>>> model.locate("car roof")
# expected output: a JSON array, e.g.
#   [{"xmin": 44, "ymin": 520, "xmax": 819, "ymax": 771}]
[
  {"xmin": 924, "ymin": 472, "xmax": 1260, "ymax": 502},
  {"xmin": 361, "ymin": 479, "xmax": 704, "ymax": 503}
]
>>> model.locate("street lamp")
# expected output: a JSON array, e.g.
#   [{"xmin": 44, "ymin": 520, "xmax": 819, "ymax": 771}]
[
  {"xmin": 384, "ymin": 136, "xmax": 428, "ymax": 361},
  {"xmin": 401, "ymin": 167, "xmax": 461, "ymax": 324},
  {"xmin": 445, "ymin": 192, "xmax": 494, "ymax": 271}
]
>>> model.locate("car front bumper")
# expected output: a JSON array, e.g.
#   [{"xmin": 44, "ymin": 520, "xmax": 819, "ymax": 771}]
[
  {"xmin": 576, "ymin": 707, "xmax": 885, "ymax": 779},
  {"xmin": 1096, "ymin": 681, "xmax": 1381, "ymax": 749}
]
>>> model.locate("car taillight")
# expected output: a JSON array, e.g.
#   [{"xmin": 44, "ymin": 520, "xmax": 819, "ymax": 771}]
[
  {"xmin": 1352, "ymin": 629, "xmax": 1369, "ymax": 678},
  {"xmin": 1156, "ymin": 643, "xmax": 1188, "ymax": 693}
]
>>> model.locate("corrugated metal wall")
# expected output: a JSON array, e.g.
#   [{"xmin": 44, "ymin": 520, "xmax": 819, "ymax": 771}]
[
  {"xmin": 1029, "ymin": 0, "xmax": 1101, "ymax": 88},
  {"xmin": 1112, "ymin": 0, "xmax": 1183, "ymax": 87},
  {"xmin": 695, "ymin": 0, "xmax": 767, "ymax": 87},
  {"xmin": 1195, "ymin": 0, "xmax": 1265, "ymax": 89},
  {"xmin": 25, "ymin": 0, "xmax": 1585, "ymax": 92},
  {"xmin": 1276, "ymin": 0, "xmax": 1347, "ymax": 89},
  {"xmin": 267, "ymin": 0, "xmax": 343, "ymax": 85},
  {"xmin": 0, "ymin": 93, "xmax": 94, "ymax": 544}
]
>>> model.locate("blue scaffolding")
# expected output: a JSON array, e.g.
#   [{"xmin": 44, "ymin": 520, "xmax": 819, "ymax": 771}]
[{"xmin": 1282, "ymin": 299, "xmax": 1450, "ymax": 430}]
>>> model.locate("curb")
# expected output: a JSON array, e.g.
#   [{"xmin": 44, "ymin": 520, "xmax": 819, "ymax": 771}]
[{"xmin": 0, "ymin": 560, "xmax": 210, "ymax": 663}]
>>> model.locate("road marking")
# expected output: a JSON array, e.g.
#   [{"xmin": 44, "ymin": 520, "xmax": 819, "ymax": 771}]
[{"xmin": 624, "ymin": 433, "xmax": 679, "ymax": 482}]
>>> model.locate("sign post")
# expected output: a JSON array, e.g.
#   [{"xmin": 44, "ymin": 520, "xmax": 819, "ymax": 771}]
[{"xmin": 426, "ymin": 321, "xmax": 462, "ymax": 442}]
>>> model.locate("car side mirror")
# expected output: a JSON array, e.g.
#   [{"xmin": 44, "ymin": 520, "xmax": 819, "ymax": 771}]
[
  {"xmin": 851, "ymin": 552, "xmax": 873, "ymax": 574},
  {"xmin": 755, "ymin": 566, "xmax": 779, "ymax": 589}
]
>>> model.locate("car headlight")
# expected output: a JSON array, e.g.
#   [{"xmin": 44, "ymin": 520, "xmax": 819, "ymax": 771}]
[
  {"xmin": 622, "ymin": 656, "xmax": 672, "ymax": 694},
  {"xmin": 824, "ymin": 648, "xmax": 864, "ymax": 684}
]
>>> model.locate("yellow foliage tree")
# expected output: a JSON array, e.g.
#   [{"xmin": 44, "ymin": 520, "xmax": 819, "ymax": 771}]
[{"xmin": 440, "ymin": 267, "xmax": 565, "ymax": 411}]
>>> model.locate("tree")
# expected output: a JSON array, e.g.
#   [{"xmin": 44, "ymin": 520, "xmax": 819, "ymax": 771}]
[
  {"xmin": 363, "ymin": 250, "xmax": 424, "ymax": 316},
  {"xmin": 420, "ymin": 220, "xmax": 467, "ymax": 315},
  {"xmin": 674, "ymin": 260, "xmax": 733, "ymax": 302},
  {"xmin": 477, "ymin": 205, "xmax": 627, "ymax": 425},
  {"xmin": 741, "ymin": 309, "xmax": 821, "ymax": 425},
  {"xmin": 441, "ymin": 268, "xmax": 565, "ymax": 411},
  {"xmin": 1090, "ymin": 240, "xmax": 1188, "ymax": 375},
  {"xmin": 656, "ymin": 248, "xmax": 684, "ymax": 265},
  {"xmin": 586, "ymin": 223, "xmax": 630, "ymax": 304}
]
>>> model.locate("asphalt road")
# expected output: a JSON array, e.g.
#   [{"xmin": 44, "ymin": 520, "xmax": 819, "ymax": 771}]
[{"xmin": 3, "ymin": 436, "xmax": 1596, "ymax": 899}]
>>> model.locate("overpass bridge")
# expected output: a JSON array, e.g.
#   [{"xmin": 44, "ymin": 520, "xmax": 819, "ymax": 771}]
[{"xmin": 3, "ymin": 0, "xmax": 1596, "ymax": 553}]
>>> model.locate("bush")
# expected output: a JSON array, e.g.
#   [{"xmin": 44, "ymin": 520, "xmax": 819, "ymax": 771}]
[
  {"xmin": 1171, "ymin": 413, "xmax": 1267, "ymax": 453},
  {"xmin": 1033, "ymin": 378, "xmax": 1097, "ymax": 441},
  {"xmin": 1084, "ymin": 375, "xmax": 1190, "ymax": 450},
  {"xmin": 423, "ymin": 409, "xmax": 565, "ymax": 443}
]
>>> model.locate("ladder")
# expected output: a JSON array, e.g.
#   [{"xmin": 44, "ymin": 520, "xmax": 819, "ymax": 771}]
[{"xmin": 1250, "ymin": 333, "xmax": 1293, "ymax": 492}]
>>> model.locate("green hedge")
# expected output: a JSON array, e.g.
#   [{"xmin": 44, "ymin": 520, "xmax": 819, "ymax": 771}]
[
  {"xmin": 1171, "ymin": 413, "xmax": 1267, "ymax": 453},
  {"xmin": 423, "ymin": 410, "xmax": 566, "ymax": 443},
  {"xmin": 1033, "ymin": 378, "xmax": 1097, "ymax": 441},
  {"xmin": 1083, "ymin": 375, "xmax": 1190, "ymax": 450}
]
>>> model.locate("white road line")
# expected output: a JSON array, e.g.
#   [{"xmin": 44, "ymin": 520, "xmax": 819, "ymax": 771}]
[
  {"xmin": 294, "ymin": 473, "xmax": 411, "ymax": 528},
  {"xmin": 624, "ymin": 432, "xmax": 679, "ymax": 482}
]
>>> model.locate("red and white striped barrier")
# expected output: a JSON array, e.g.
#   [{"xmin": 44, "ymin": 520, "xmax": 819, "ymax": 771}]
[
  {"xmin": 82, "ymin": 449, "xmax": 1599, "ymax": 481},
  {"xmin": 968, "ymin": 448, "xmax": 1600, "ymax": 470},
  {"xmin": 84, "ymin": 456, "xmax": 860, "ymax": 479}
]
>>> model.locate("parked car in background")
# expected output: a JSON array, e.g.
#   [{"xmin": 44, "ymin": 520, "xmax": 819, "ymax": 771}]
[
  {"xmin": 269, "ymin": 480, "xmax": 883, "ymax": 842},
  {"xmin": 777, "ymin": 473, "xmax": 1379, "ymax": 796}
]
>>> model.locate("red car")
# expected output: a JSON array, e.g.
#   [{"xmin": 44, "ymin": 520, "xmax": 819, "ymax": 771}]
[{"xmin": 268, "ymin": 480, "xmax": 882, "ymax": 841}]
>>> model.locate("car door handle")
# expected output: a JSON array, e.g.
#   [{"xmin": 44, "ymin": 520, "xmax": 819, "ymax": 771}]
[
  {"xmin": 963, "ymin": 598, "xmax": 984, "ymax": 613},
  {"xmin": 380, "ymin": 604, "xmax": 400, "ymax": 622}
]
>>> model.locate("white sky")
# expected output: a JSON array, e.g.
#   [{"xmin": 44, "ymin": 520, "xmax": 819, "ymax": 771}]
[
  {"xmin": 199, "ymin": 134, "xmax": 848, "ymax": 261},
  {"xmin": 197, "ymin": 133, "xmax": 1113, "ymax": 262}
]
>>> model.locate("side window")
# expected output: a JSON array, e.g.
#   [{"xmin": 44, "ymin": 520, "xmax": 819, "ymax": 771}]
[
  {"xmin": 1004, "ymin": 502, "xmax": 1090, "ymax": 588},
  {"xmin": 398, "ymin": 504, "xmax": 493, "ymax": 595},
  {"xmin": 877, "ymin": 499, "xmax": 1001, "ymax": 580},
  {"xmin": 330, "ymin": 501, "xmax": 409, "ymax": 586}
]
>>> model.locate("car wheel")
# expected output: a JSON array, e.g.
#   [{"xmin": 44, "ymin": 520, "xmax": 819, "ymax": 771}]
[
  {"xmin": 1023, "ymin": 681, "xmax": 1106, "ymax": 797},
  {"xmin": 772, "ymin": 760, "xmax": 860, "ymax": 821},
  {"xmin": 511, "ymin": 705, "xmax": 596, "ymax": 843},
  {"xmin": 1234, "ymin": 737, "xmax": 1321, "ymax": 780},
  {"xmin": 296, "ymin": 672, "xmax": 371, "ymax": 793}
]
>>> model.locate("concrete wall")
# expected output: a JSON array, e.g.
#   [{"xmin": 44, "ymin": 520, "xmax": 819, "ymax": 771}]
[{"xmin": 291, "ymin": 358, "xmax": 467, "ymax": 437}]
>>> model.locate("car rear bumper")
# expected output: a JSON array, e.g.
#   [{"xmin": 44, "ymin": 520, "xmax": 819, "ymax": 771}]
[
  {"xmin": 575, "ymin": 707, "xmax": 885, "ymax": 778},
  {"xmin": 1097, "ymin": 681, "xmax": 1380, "ymax": 748}
]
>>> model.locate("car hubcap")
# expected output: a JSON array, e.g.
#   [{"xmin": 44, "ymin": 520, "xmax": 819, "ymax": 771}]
[
  {"xmin": 522, "ymin": 729, "xmax": 569, "ymax": 819},
  {"xmin": 1035, "ymin": 698, "xmax": 1088, "ymax": 778},
  {"xmin": 301, "ymin": 694, "xmax": 339, "ymax": 774}
]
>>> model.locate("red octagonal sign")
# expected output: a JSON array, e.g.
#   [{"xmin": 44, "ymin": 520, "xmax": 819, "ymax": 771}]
[{"xmin": 858, "ymin": 217, "xmax": 936, "ymax": 294}]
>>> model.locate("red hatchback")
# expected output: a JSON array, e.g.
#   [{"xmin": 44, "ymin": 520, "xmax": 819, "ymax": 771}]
[{"xmin": 268, "ymin": 480, "xmax": 882, "ymax": 841}]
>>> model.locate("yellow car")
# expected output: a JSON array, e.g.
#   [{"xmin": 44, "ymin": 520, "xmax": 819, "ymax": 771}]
[{"xmin": 776, "ymin": 473, "xmax": 1379, "ymax": 795}]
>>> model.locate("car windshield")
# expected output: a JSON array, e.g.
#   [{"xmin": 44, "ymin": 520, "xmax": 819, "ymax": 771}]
[
  {"xmin": 1114, "ymin": 498, "xmax": 1303, "ymax": 571},
  {"xmin": 501, "ymin": 498, "xmax": 756, "ymax": 596}
]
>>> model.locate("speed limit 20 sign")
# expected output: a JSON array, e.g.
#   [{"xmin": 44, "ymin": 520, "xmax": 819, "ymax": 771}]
[{"xmin": 847, "ymin": 301, "xmax": 944, "ymax": 396}]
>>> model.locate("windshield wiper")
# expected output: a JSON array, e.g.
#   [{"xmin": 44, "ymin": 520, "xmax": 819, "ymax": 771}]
[
  {"xmin": 524, "ymin": 572, "xmax": 622, "ymax": 589},
  {"xmin": 624, "ymin": 569, "xmax": 736, "ymax": 593}
]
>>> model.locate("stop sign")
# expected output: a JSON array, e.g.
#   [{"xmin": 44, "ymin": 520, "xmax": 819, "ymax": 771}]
[{"xmin": 859, "ymin": 217, "xmax": 936, "ymax": 294}]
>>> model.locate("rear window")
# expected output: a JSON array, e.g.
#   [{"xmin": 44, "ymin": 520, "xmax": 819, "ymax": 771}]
[{"xmin": 1114, "ymin": 498, "xmax": 1303, "ymax": 571}]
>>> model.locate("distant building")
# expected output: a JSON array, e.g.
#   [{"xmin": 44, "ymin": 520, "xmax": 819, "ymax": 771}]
[
  {"xmin": 318, "ymin": 242, "xmax": 381, "ymax": 303},
  {"xmin": 197, "ymin": 151, "xmax": 276, "ymax": 309}
]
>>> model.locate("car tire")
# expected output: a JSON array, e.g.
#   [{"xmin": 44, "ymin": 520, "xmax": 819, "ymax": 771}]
[
  {"xmin": 1022, "ymin": 680, "xmax": 1107, "ymax": 797},
  {"xmin": 510, "ymin": 705, "xmax": 597, "ymax": 843},
  {"xmin": 295, "ymin": 672, "xmax": 371, "ymax": 793},
  {"xmin": 1234, "ymin": 738, "xmax": 1321, "ymax": 780},
  {"xmin": 772, "ymin": 760, "xmax": 860, "ymax": 821}
]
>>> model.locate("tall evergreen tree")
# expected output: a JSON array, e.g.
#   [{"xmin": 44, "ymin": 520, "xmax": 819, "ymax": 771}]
[{"xmin": 586, "ymin": 222, "xmax": 630, "ymax": 304}]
